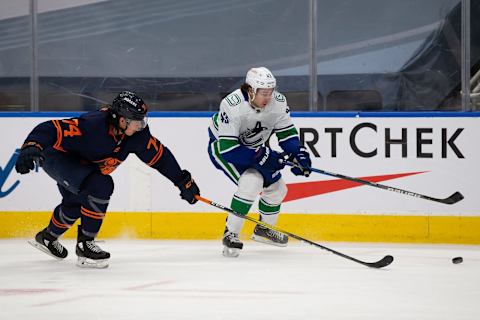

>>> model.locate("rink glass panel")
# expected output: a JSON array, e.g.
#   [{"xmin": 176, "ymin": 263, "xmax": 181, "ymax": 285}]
[
  {"xmin": 0, "ymin": 1, "xmax": 31, "ymax": 111},
  {"xmin": 0, "ymin": 0, "xmax": 473, "ymax": 112}
]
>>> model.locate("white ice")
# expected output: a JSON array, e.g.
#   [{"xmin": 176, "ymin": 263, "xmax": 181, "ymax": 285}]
[{"xmin": 0, "ymin": 239, "xmax": 479, "ymax": 320}]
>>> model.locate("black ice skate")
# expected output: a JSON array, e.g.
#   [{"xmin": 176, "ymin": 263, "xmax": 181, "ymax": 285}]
[
  {"xmin": 251, "ymin": 224, "xmax": 288, "ymax": 247},
  {"xmin": 28, "ymin": 228, "xmax": 68, "ymax": 259},
  {"xmin": 76, "ymin": 225, "xmax": 110, "ymax": 269},
  {"xmin": 222, "ymin": 227, "xmax": 243, "ymax": 258}
]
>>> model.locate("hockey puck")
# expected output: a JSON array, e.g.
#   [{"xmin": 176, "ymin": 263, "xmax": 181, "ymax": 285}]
[{"xmin": 452, "ymin": 257, "xmax": 463, "ymax": 264}]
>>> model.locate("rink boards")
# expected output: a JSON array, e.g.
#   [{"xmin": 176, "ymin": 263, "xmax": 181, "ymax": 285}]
[{"xmin": 0, "ymin": 112, "xmax": 479, "ymax": 243}]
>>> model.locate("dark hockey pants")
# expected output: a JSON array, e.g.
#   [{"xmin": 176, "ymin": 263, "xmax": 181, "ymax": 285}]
[{"xmin": 41, "ymin": 150, "xmax": 114, "ymax": 238}]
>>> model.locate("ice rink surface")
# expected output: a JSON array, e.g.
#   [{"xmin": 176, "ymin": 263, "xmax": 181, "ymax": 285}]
[{"xmin": 0, "ymin": 239, "xmax": 479, "ymax": 320}]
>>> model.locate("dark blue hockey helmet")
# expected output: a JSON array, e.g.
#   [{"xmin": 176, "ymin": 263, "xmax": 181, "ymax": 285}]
[
  {"xmin": 110, "ymin": 91, "xmax": 148, "ymax": 121},
  {"xmin": 110, "ymin": 91, "xmax": 148, "ymax": 130}
]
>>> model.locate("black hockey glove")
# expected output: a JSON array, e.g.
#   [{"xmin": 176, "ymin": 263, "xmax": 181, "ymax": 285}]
[
  {"xmin": 290, "ymin": 146, "xmax": 312, "ymax": 177},
  {"xmin": 253, "ymin": 147, "xmax": 285, "ymax": 172},
  {"xmin": 15, "ymin": 142, "xmax": 44, "ymax": 174},
  {"xmin": 176, "ymin": 170, "xmax": 200, "ymax": 204}
]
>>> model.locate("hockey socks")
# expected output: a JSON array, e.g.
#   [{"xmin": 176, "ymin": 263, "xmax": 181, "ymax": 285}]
[{"xmin": 47, "ymin": 204, "xmax": 79, "ymax": 237}]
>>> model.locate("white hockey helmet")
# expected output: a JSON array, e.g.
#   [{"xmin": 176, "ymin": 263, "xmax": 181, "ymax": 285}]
[{"xmin": 245, "ymin": 67, "xmax": 276, "ymax": 95}]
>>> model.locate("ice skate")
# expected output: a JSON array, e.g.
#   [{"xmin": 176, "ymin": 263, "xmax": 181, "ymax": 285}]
[
  {"xmin": 222, "ymin": 228, "xmax": 243, "ymax": 258},
  {"xmin": 251, "ymin": 224, "xmax": 288, "ymax": 247},
  {"xmin": 28, "ymin": 228, "xmax": 68, "ymax": 259},
  {"xmin": 75, "ymin": 225, "xmax": 110, "ymax": 269}
]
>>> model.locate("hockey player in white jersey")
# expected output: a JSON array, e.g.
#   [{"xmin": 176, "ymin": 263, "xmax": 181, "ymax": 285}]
[{"xmin": 208, "ymin": 67, "xmax": 312, "ymax": 257}]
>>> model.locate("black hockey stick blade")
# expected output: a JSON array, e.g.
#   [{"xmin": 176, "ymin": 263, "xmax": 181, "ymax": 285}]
[
  {"xmin": 440, "ymin": 191, "xmax": 464, "ymax": 205},
  {"xmin": 311, "ymin": 243, "xmax": 394, "ymax": 269},
  {"xmin": 365, "ymin": 255, "xmax": 394, "ymax": 268}
]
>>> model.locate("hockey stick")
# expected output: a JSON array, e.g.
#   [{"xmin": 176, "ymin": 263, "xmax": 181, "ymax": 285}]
[
  {"xmin": 283, "ymin": 160, "xmax": 463, "ymax": 205},
  {"xmin": 195, "ymin": 195, "xmax": 394, "ymax": 269}
]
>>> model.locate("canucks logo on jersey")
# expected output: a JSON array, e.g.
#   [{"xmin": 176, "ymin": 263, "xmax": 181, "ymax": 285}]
[{"xmin": 239, "ymin": 122, "xmax": 268, "ymax": 147}]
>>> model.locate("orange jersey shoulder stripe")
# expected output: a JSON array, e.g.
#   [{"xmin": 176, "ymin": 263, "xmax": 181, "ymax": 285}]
[
  {"xmin": 148, "ymin": 143, "xmax": 164, "ymax": 166},
  {"xmin": 51, "ymin": 120, "xmax": 66, "ymax": 152}
]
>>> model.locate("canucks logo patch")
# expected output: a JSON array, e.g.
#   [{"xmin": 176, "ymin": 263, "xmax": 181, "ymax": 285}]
[
  {"xmin": 274, "ymin": 92, "xmax": 285, "ymax": 103},
  {"xmin": 225, "ymin": 93, "xmax": 242, "ymax": 107}
]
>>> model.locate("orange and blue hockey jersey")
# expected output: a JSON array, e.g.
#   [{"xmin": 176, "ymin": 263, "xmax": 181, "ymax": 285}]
[{"xmin": 22, "ymin": 109, "xmax": 185, "ymax": 184}]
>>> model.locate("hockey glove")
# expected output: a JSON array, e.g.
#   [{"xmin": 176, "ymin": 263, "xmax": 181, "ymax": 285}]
[
  {"xmin": 15, "ymin": 142, "xmax": 44, "ymax": 174},
  {"xmin": 290, "ymin": 146, "xmax": 312, "ymax": 177},
  {"xmin": 176, "ymin": 170, "xmax": 200, "ymax": 204},
  {"xmin": 253, "ymin": 147, "xmax": 285, "ymax": 172}
]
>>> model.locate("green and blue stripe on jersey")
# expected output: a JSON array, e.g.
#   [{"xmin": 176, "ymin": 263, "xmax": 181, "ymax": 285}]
[{"xmin": 274, "ymin": 124, "xmax": 301, "ymax": 155}]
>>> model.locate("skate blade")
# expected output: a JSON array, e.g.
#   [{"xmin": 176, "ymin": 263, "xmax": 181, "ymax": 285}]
[
  {"xmin": 27, "ymin": 240, "xmax": 65, "ymax": 260},
  {"xmin": 76, "ymin": 256, "xmax": 109, "ymax": 269},
  {"xmin": 222, "ymin": 246, "xmax": 241, "ymax": 258},
  {"xmin": 251, "ymin": 234, "xmax": 288, "ymax": 247}
]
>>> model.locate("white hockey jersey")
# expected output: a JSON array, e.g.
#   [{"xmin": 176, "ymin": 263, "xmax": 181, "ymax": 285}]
[{"xmin": 209, "ymin": 89, "xmax": 299, "ymax": 156}]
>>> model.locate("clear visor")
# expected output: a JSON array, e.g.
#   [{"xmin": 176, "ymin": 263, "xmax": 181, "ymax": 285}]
[{"xmin": 125, "ymin": 116, "xmax": 148, "ymax": 131}]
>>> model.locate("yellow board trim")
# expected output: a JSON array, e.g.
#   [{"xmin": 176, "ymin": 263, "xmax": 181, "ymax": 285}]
[{"xmin": 1, "ymin": 211, "xmax": 479, "ymax": 244}]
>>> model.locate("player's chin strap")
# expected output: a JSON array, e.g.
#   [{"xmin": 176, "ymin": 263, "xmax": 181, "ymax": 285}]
[
  {"xmin": 195, "ymin": 195, "xmax": 393, "ymax": 269},
  {"xmin": 280, "ymin": 159, "xmax": 463, "ymax": 205}
]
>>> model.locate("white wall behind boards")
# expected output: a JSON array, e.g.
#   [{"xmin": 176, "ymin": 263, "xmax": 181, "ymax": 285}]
[{"xmin": 0, "ymin": 116, "xmax": 477, "ymax": 215}]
